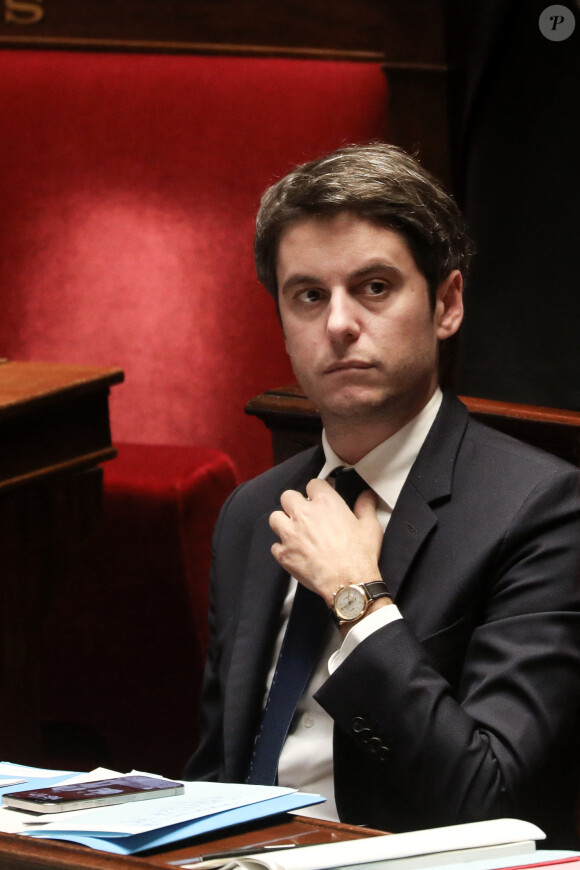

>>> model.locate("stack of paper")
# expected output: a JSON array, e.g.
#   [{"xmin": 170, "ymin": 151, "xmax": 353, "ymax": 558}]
[{"xmin": 0, "ymin": 762, "xmax": 323, "ymax": 854}]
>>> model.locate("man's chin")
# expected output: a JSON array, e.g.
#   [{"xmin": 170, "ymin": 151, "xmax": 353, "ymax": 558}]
[{"xmin": 316, "ymin": 390, "xmax": 386, "ymax": 420}]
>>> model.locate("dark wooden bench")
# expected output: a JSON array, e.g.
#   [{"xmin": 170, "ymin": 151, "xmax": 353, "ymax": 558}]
[{"xmin": 246, "ymin": 383, "xmax": 580, "ymax": 468}]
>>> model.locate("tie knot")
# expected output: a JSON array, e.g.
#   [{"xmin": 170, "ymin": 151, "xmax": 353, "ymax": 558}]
[{"xmin": 331, "ymin": 467, "xmax": 369, "ymax": 509}]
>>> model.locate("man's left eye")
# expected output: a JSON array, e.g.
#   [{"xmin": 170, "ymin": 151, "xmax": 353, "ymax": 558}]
[{"xmin": 366, "ymin": 281, "xmax": 388, "ymax": 295}]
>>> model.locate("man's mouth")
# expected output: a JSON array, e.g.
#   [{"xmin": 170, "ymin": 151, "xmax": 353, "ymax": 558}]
[{"xmin": 324, "ymin": 360, "xmax": 375, "ymax": 374}]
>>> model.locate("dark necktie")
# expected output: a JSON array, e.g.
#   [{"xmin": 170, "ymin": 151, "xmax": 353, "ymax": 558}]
[
  {"xmin": 246, "ymin": 467, "xmax": 368, "ymax": 785},
  {"xmin": 331, "ymin": 466, "xmax": 368, "ymax": 509}
]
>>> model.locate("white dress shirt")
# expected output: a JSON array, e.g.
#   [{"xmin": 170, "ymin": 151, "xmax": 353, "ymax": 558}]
[{"xmin": 269, "ymin": 389, "xmax": 443, "ymax": 819}]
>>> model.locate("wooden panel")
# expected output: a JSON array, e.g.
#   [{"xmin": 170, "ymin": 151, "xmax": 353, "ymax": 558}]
[
  {"xmin": 0, "ymin": 0, "xmax": 400, "ymax": 57},
  {"xmin": 0, "ymin": 360, "xmax": 123, "ymax": 764},
  {"xmin": 0, "ymin": 0, "xmax": 449, "ymax": 64}
]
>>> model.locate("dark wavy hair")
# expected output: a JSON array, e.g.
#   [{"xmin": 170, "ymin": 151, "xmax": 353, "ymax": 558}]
[{"xmin": 254, "ymin": 143, "xmax": 474, "ymax": 308}]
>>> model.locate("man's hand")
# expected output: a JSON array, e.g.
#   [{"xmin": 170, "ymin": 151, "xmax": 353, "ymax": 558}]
[{"xmin": 269, "ymin": 478, "xmax": 384, "ymax": 607}]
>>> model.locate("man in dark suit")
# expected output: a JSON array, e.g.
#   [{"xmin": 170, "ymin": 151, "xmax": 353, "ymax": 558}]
[{"xmin": 184, "ymin": 144, "xmax": 580, "ymax": 846}]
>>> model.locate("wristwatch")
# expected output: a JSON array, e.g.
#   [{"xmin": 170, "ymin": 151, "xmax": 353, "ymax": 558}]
[{"xmin": 331, "ymin": 581, "xmax": 391, "ymax": 625}]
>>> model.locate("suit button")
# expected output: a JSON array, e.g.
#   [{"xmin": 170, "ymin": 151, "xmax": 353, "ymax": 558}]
[
  {"xmin": 351, "ymin": 718, "xmax": 374, "ymax": 744},
  {"xmin": 368, "ymin": 736, "xmax": 384, "ymax": 753},
  {"xmin": 378, "ymin": 746, "xmax": 391, "ymax": 762}
]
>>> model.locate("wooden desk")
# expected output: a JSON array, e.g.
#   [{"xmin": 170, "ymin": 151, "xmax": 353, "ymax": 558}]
[
  {"xmin": 245, "ymin": 383, "xmax": 580, "ymax": 467},
  {"xmin": 0, "ymin": 815, "xmax": 384, "ymax": 870},
  {"xmin": 0, "ymin": 360, "xmax": 124, "ymax": 764}
]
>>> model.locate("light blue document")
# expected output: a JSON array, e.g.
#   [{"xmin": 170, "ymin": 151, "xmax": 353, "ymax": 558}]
[{"xmin": 0, "ymin": 762, "xmax": 324, "ymax": 855}]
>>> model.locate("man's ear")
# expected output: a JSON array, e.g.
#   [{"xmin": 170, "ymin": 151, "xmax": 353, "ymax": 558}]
[{"xmin": 435, "ymin": 270, "xmax": 464, "ymax": 340}]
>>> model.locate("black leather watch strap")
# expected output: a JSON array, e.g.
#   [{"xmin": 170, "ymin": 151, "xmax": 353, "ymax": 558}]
[{"xmin": 363, "ymin": 580, "xmax": 391, "ymax": 601}]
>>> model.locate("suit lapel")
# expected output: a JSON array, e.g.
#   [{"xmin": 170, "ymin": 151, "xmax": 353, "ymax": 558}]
[
  {"xmin": 380, "ymin": 493, "xmax": 437, "ymax": 600},
  {"xmin": 223, "ymin": 446, "xmax": 325, "ymax": 779},
  {"xmin": 380, "ymin": 393, "xmax": 469, "ymax": 600}
]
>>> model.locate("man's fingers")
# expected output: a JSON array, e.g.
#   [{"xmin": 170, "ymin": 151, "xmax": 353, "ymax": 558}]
[
  {"xmin": 353, "ymin": 488, "xmax": 379, "ymax": 519},
  {"xmin": 279, "ymin": 488, "xmax": 304, "ymax": 515},
  {"xmin": 273, "ymin": 482, "xmax": 378, "ymax": 533},
  {"xmin": 269, "ymin": 508, "xmax": 291, "ymax": 538},
  {"xmin": 305, "ymin": 478, "xmax": 334, "ymax": 499}
]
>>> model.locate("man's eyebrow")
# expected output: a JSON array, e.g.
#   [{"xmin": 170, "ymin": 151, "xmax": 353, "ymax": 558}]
[
  {"xmin": 280, "ymin": 273, "xmax": 321, "ymax": 294},
  {"xmin": 349, "ymin": 261, "xmax": 403, "ymax": 282}
]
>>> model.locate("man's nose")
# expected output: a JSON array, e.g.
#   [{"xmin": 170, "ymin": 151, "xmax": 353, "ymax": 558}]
[{"xmin": 326, "ymin": 291, "xmax": 360, "ymax": 342}]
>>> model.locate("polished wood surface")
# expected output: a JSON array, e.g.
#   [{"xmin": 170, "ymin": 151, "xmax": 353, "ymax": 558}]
[
  {"xmin": 0, "ymin": 361, "xmax": 124, "ymax": 491},
  {"xmin": 0, "ymin": 815, "xmax": 384, "ymax": 870},
  {"xmin": 0, "ymin": 360, "xmax": 124, "ymax": 764},
  {"xmin": 245, "ymin": 383, "xmax": 580, "ymax": 466},
  {"xmin": 0, "ymin": 0, "xmax": 437, "ymax": 60}
]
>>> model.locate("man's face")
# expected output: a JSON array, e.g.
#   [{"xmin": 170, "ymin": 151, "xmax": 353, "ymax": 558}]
[{"xmin": 276, "ymin": 212, "xmax": 463, "ymax": 433}]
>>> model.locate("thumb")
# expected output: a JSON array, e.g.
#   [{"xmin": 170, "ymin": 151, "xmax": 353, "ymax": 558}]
[{"xmin": 353, "ymin": 488, "xmax": 379, "ymax": 520}]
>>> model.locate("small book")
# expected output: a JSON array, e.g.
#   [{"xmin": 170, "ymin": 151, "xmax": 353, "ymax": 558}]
[{"xmin": 2, "ymin": 775, "xmax": 184, "ymax": 813}]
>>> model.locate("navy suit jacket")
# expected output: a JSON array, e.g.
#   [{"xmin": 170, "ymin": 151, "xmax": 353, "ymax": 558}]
[{"xmin": 185, "ymin": 392, "xmax": 580, "ymax": 846}]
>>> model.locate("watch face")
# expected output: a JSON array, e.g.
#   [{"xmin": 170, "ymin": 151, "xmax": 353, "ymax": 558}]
[{"xmin": 334, "ymin": 585, "xmax": 366, "ymax": 621}]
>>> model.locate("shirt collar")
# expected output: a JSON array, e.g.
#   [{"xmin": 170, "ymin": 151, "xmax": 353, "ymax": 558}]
[{"xmin": 319, "ymin": 388, "xmax": 443, "ymax": 512}]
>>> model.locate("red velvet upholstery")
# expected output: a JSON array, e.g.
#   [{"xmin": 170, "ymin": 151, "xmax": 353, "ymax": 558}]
[
  {"xmin": 0, "ymin": 48, "xmax": 388, "ymax": 773},
  {"xmin": 0, "ymin": 49, "xmax": 388, "ymax": 480},
  {"xmin": 37, "ymin": 443, "xmax": 237, "ymax": 777}
]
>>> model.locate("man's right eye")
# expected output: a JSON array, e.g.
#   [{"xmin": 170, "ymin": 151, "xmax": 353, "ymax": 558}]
[{"xmin": 297, "ymin": 289, "xmax": 322, "ymax": 303}]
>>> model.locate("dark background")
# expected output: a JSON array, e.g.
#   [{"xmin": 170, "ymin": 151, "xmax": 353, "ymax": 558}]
[{"xmin": 449, "ymin": 0, "xmax": 580, "ymax": 410}]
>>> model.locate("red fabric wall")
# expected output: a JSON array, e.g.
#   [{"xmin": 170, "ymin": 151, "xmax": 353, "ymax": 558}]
[{"xmin": 0, "ymin": 50, "xmax": 388, "ymax": 480}]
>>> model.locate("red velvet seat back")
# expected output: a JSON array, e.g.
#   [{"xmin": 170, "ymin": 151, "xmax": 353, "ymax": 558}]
[{"xmin": 0, "ymin": 50, "xmax": 388, "ymax": 479}]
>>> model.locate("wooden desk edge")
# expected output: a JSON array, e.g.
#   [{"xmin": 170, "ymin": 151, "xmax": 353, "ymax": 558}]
[
  {"xmin": 155, "ymin": 814, "xmax": 386, "ymax": 867},
  {"xmin": 0, "ymin": 362, "xmax": 125, "ymax": 417},
  {"xmin": 0, "ymin": 446, "xmax": 119, "ymax": 494},
  {"xmin": 245, "ymin": 385, "xmax": 580, "ymax": 429},
  {"xmin": 0, "ymin": 815, "xmax": 386, "ymax": 870}
]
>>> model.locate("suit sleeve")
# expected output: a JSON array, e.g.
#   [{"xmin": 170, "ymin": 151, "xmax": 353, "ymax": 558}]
[{"xmin": 315, "ymin": 465, "xmax": 580, "ymax": 836}]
